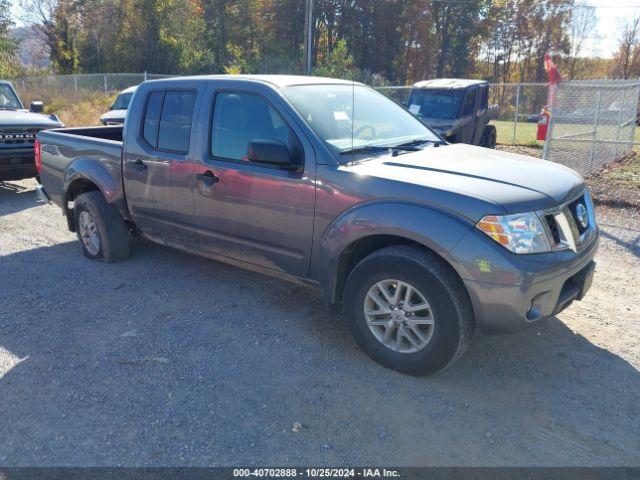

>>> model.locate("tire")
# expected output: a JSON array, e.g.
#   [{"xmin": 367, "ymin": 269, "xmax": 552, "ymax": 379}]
[
  {"xmin": 343, "ymin": 245, "xmax": 474, "ymax": 376},
  {"xmin": 481, "ymin": 124, "xmax": 497, "ymax": 149},
  {"xmin": 73, "ymin": 191, "xmax": 130, "ymax": 262}
]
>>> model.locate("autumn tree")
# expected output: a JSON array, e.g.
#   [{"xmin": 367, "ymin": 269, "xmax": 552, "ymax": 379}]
[
  {"xmin": 10, "ymin": 0, "xmax": 601, "ymax": 83},
  {"xmin": 0, "ymin": 0, "xmax": 20, "ymax": 77},
  {"xmin": 566, "ymin": 2, "xmax": 598, "ymax": 79},
  {"xmin": 611, "ymin": 16, "xmax": 640, "ymax": 79},
  {"xmin": 21, "ymin": 0, "xmax": 79, "ymax": 73}
]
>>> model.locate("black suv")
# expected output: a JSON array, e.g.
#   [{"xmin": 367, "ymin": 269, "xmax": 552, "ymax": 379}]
[
  {"xmin": 0, "ymin": 80, "xmax": 63, "ymax": 181},
  {"xmin": 407, "ymin": 79, "xmax": 498, "ymax": 148}
]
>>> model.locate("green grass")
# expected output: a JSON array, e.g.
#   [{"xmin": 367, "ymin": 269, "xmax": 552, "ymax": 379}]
[
  {"xmin": 493, "ymin": 120, "xmax": 541, "ymax": 147},
  {"xmin": 494, "ymin": 119, "xmax": 640, "ymax": 149}
]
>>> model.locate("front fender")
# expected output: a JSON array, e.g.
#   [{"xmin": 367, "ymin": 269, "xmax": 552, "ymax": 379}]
[{"xmin": 312, "ymin": 201, "xmax": 473, "ymax": 301}]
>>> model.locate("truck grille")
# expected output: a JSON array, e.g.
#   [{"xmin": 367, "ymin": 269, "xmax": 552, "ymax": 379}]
[
  {"xmin": 540, "ymin": 192, "xmax": 594, "ymax": 252},
  {"xmin": 0, "ymin": 127, "xmax": 41, "ymax": 147}
]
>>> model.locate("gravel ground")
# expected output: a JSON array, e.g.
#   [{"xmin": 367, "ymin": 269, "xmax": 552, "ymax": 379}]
[{"xmin": 1, "ymin": 178, "xmax": 639, "ymax": 467}]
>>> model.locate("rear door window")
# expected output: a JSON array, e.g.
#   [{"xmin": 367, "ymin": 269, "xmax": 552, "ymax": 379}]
[
  {"xmin": 462, "ymin": 89, "xmax": 476, "ymax": 116},
  {"xmin": 142, "ymin": 90, "xmax": 197, "ymax": 153},
  {"xmin": 480, "ymin": 86, "xmax": 488, "ymax": 109},
  {"xmin": 142, "ymin": 91, "xmax": 164, "ymax": 147},
  {"xmin": 158, "ymin": 91, "xmax": 197, "ymax": 153}
]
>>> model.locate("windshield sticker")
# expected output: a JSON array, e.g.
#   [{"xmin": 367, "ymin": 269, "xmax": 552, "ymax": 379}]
[
  {"xmin": 333, "ymin": 111, "xmax": 350, "ymax": 121},
  {"xmin": 408, "ymin": 104, "xmax": 421, "ymax": 114}
]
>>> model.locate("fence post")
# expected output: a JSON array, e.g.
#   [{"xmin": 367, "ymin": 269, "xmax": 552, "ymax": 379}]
[
  {"xmin": 614, "ymin": 87, "xmax": 626, "ymax": 159},
  {"xmin": 74, "ymin": 76, "xmax": 78, "ymax": 95},
  {"xmin": 103, "ymin": 75, "xmax": 108, "ymax": 93},
  {"xmin": 512, "ymin": 84, "xmax": 521, "ymax": 145},
  {"xmin": 588, "ymin": 89, "xmax": 602, "ymax": 175},
  {"xmin": 144, "ymin": 70, "xmax": 148, "ymax": 82},
  {"xmin": 625, "ymin": 82, "xmax": 639, "ymax": 154}
]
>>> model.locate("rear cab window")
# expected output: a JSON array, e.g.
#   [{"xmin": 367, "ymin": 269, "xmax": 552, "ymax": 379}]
[{"xmin": 142, "ymin": 90, "xmax": 197, "ymax": 153}]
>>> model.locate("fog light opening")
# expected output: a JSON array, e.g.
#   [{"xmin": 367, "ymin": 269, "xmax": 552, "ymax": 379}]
[{"xmin": 526, "ymin": 291, "xmax": 551, "ymax": 322}]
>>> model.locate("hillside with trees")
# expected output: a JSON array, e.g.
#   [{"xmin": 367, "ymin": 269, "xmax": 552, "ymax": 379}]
[{"xmin": 1, "ymin": 0, "xmax": 639, "ymax": 83}]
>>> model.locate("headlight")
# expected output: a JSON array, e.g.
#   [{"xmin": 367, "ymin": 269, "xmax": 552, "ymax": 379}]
[{"xmin": 476, "ymin": 212, "xmax": 551, "ymax": 254}]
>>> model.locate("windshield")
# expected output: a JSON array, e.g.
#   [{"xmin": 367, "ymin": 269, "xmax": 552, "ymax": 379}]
[
  {"xmin": 111, "ymin": 92, "xmax": 134, "ymax": 110},
  {"xmin": 281, "ymin": 84, "xmax": 440, "ymax": 153},
  {"xmin": 407, "ymin": 89, "xmax": 463, "ymax": 120},
  {"xmin": 0, "ymin": 84, "xmax": 22, "ymax": 110}
]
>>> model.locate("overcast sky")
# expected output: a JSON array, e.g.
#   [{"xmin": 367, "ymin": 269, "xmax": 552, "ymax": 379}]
[{"xmin": 8, "ymin": 0, "xmax": 640, "ymax": 59}]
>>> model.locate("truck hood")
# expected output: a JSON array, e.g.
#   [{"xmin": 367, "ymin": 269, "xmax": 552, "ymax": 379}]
[
  {"xmin": 100, "ymin": 109, "xmax": 127, "ymax": 123},
  {"xmin": 343, "ymin": 143, "xmax": 585, "ymax": 214},
  {"xmin": 0, "ymin": 110, "xmax": 62, "ymax": 127},
  {"xmin": 418, "ymin": 117, "xmax": 458, "ymax": 133}
]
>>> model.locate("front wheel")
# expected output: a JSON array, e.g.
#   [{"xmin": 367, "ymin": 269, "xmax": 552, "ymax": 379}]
[
  {"xmin": 343, "ymin": 245, "xmax": 474, "ymax": 376},
  {"xmin": 74, "ymin": 191, "xmax": 130, "ymax": 262}
]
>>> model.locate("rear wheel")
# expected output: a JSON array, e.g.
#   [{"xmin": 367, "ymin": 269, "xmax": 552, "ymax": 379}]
[
  {"xmin": 74, "ymin": 191, "xmax": 130, "ymax": 262},
  {"xmin": 343, "ymin": 245, "xmax": 474, "ymax": 376},
  {"xmin": 481, "ymin": 124, "xmax": 497, "ymax": 149}
]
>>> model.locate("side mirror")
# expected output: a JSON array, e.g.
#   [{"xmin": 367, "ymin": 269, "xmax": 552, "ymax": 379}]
[
  {"xmin": 247, "ymin": 140, "xmax": 298, "ymax": 169},
  {"xmin": 30, "ymin": 101, "xmax": 44, "ymax": 113}
]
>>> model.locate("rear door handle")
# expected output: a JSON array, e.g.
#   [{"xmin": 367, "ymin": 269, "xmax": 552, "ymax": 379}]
[
  {"xmin": 196, "ymin": 170, "xmax": 219, "ymax": 187},
  {"xmin": 131, "ymin": 158, "xmax": 147, "ymax": 173}
]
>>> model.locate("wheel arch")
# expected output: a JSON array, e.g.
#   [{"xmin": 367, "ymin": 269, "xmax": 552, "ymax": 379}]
[
  {"xmin": 62, "ymin": 157, "xmax": 121, "ymax": 231},
  {"xmin": 315, "ymin": 201, "xmax": 473, "ymax": 306}
]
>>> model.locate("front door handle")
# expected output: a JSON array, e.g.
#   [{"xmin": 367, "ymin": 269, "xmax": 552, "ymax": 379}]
[
  {"xmin": 131, "ymin": 158, "xmax": 147, "ymax": 173},
  {"xmin": 196, "ymin": 170, "xmax": 219, "ymax": 187}
]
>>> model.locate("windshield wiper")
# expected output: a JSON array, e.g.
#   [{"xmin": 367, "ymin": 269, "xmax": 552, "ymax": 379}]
[
  {"xmin": 339, "ymin": 145, "xmax": 391, "ymax": 155},
  {"xmin": 394, "ymin": 138, "xmax": 446, "ymax": 149},
  {"xmin": 340, "ymin": 138, "xmax": 447, "ymax": 157}
]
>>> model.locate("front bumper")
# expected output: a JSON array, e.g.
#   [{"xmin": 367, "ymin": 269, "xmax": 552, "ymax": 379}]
[
  {"xmin": 0, "ymin": 147, "xmax": 36, "ymax": 181},
  {"xmin": 451, "ymin": 189, "xmax": 600, "ymax": 334},
  {"xmin": 464, "ymin": 255, "xmax": 596, "ymax": 334}
]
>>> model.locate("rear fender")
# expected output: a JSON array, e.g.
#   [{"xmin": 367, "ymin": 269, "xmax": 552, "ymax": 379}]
[
  {"xmin": 62, "ymin": 156, "xmax": 125, "ymax": 229},
  {"xmin": 63, "ymin": 156, "xmax": 120, "ymax": 204}
]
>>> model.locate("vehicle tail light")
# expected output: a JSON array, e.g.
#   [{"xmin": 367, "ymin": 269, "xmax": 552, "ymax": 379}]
[{"xmin": 34, "ymin": 138, "xmax": 42, "ymax": 173}]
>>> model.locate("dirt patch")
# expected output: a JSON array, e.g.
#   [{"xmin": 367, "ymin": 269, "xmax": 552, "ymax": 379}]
[
  {"xmin": 497, "ymin": 144, "xmax": 543, "ymax": 158},
  {"xmin": 587, "ymin": 153, "xmax": 640, "ymax": 210},
  {"xmin": 1, "ymin": 179, "xmax": 639, "ymax": 466},
  {"xmin": 498, "ymin": 145, "xmax": 640, "ymax": 210}
]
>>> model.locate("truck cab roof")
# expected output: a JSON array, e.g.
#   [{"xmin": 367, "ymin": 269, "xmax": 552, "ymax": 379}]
[
  {"xmin": 412, "ymin": 79, "xmax": 488, "ymax": 90},
  {"xmin": 146, "ymin": 74, "xmax": 364, "ymax": 89}
]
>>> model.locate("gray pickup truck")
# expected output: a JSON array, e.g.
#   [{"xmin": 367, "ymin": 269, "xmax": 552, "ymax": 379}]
[
  {"xmin": 1, "ymin": 80, "xmax": 63, "ymax": 181},
  {"xmin": 37, "ymin": 75, "xmax": 598, "ymax": 376}
]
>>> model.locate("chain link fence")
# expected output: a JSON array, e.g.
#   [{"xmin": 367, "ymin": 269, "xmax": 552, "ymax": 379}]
[
  {"xmin": 11, "ymin": 73, "xmax": 175, "ymax": 105},
  {"xmin": 7, "ymin": 74, "xmax": 639, "ymax": 176},
  {"xmin": 10, "ymin": 74, "xmax": 546, "ymax": 145},
  {"xmin": 543, "ymin": 80, "xmax": 640, "ymax": 176},
  {"xmin": 376, "ymin": 83, "xmax": 547, "ymax": 146}
]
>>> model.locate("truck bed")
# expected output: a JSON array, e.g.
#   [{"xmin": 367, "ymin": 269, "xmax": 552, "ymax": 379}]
[
  {"xmin": 37, "ymin": 125, "xmax": 125, "ymax": 212},
  {"xmin": 46, "ymin": 125, "xmax": 124, "ymax": 142}
]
